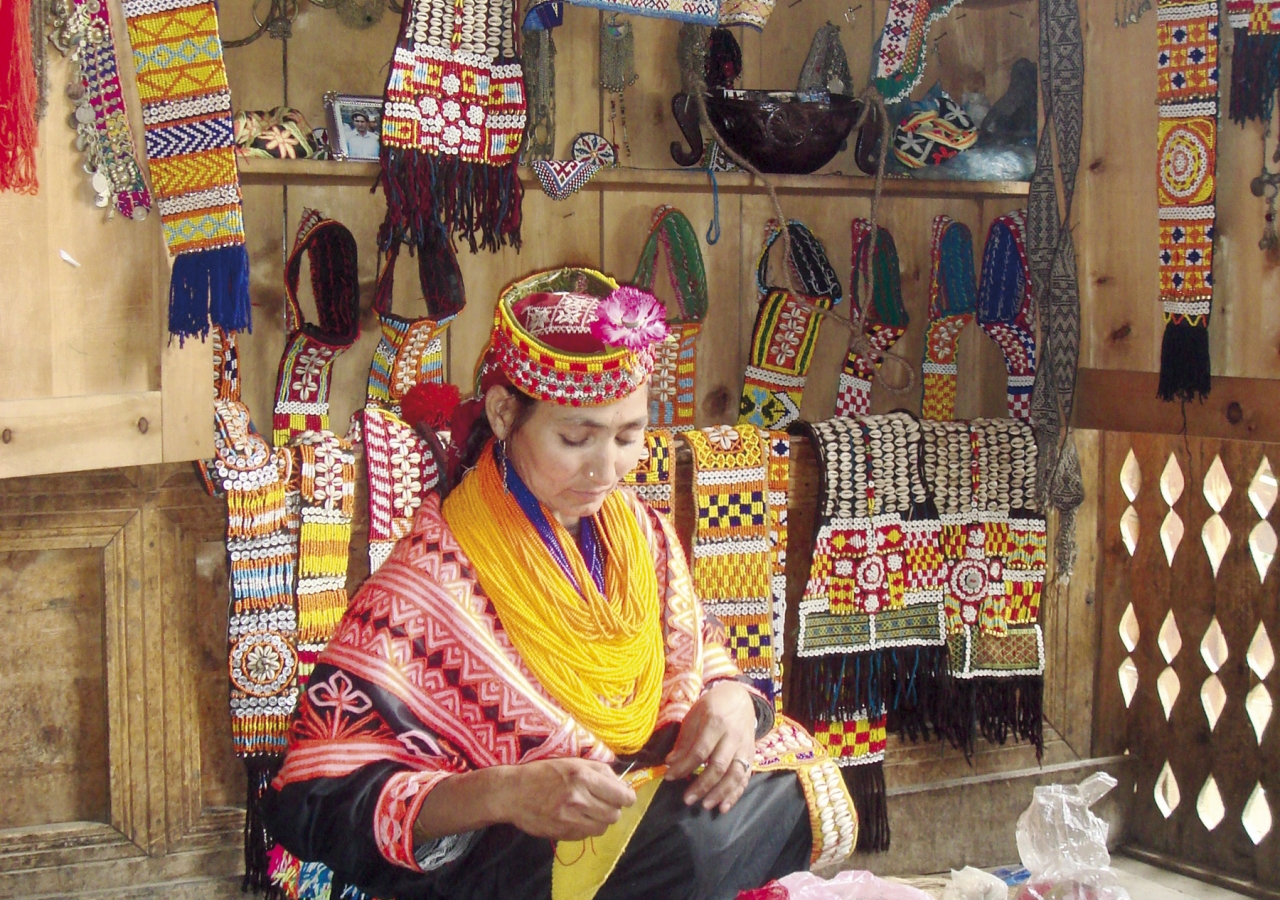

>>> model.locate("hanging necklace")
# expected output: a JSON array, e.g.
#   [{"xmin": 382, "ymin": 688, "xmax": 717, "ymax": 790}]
[{"xmin": 600, "ymin": 15, "xmax": 637, "ymax": 159}]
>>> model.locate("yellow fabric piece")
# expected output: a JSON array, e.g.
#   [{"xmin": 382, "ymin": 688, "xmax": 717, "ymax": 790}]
[
  {"xmin": 552, "ymin": 771, "xmax": 663, "ymax": 900},
  {"xmin": 442, "ymin": 443, "xmax": 664, "ymax": 754}
]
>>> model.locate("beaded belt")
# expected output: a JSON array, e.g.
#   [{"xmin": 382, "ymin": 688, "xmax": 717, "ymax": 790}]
[
  {"xmin": 633, "ymin": 206, "xmax": 707, "ymax": 431},
  {"xmin": 272, "ymin": 211, "xmax": 361, "ymax": 446},
  {"xmin": 836, "ymin": 219, "xmax": 909, "ymax": 418},
  {"xmin": 683, "ymin": 426, "xmax": 789, "ymax": 704},
  {"xmin": 977, "ymin": 211, "xmax": 1037, "ymax": 421},
  {"xmin": 620, "ymin": 429, "xmax": 675, "ymax": 516},
  {"xmin": 921, "ymin": 215, "xmax": 977, "ymax": 421}
]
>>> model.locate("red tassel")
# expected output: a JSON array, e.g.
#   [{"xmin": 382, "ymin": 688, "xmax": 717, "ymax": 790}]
[
  {"xmin": 1, "ymin": 0, "xmax": 39, "ymax": 194},
  {"xmin": 401, "ymin": 381, "xmax": 462, "ymax": 430}
]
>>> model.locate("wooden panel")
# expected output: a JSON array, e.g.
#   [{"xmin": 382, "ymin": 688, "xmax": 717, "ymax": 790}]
[
  {"xmin": 0, "ymin": 393, "xmax": 163, "ymax": 479},
  {"xmin": 0, "ymin": 547, "xmax": 110, "ymax": 829},
  {"xmin": 192, "ymin": 540, "xmax": 245, "ymax": 812},
  {"xmin": 1074, "ymin": 369, "xmax": 1280, "ymax": 444}
]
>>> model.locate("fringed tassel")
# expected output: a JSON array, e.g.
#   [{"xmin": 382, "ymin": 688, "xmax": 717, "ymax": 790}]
[
  {"xmin": 378, "ymin": 148, "xmax": 523, "ymax": 255},
  {"xmin": 170, "ymin": 245, "xmax": 252, "ymax": 343},
  {"xmin": 971, "ymin": 677, "xmax": 1044, "ymax": 760},
  {"xmin": 884, "ymin": 645, "xmax": 950, "ymax": 744},
  {"xmin": 0, "ymin": 0, "xmax": 40, "ymax": 194},
  {"xmin": 1229, "ymin": 29, "xmax": 1280, "ymax": 126},
  {"xmin": 842, "ymin": 763, "xmax": 889, "ymax": 852},
  {"xmin": 243, "ymin": 756, "xmax": 286, "ymax": 898},
  {"xmin": 1157, "ymin": 318, "xmax": 1211, "ymax": 402}
]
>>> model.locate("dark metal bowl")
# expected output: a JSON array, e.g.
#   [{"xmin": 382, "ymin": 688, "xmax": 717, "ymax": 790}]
[{"xmin": 671, "ymin": 89, "xmax": 864, "ymax": 175}]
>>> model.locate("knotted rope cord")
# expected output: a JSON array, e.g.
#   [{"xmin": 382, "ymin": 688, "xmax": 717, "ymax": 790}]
[{"xmin": 687, "ymin": 78, "xmax": 915, "ymax": 395}]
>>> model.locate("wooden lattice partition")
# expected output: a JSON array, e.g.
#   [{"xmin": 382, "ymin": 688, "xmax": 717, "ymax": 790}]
[{"xmin": 1095, "ymin": 433, "xmax": 1278, "ymax": 890}]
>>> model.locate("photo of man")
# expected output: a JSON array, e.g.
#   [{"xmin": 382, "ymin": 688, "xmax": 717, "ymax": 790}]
[{"xmin": 342, "ymin": 110, "xmax": 381, "ymax": 159}]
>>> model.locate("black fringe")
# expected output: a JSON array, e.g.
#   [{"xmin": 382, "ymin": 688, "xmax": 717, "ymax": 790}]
[
  {"xmin": 971, "ymin": 676, "xmax": 1044, "ymax": 760},
  {"xmin": 843, "ymin": 763, "xmax": 890, "ymax": 853},
  {"xmin": 242, "ymin": 756, "xmax": 285, "ymax": 898},
  {"xmin": 1157, "ymin": 318, "xmax": 1211, "ymax": 402},
  {"xmin": 1229, "ymin": 29, "xmax": 1280, "ymax": 126}
]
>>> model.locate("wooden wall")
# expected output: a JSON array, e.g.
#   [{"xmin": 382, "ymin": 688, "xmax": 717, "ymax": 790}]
[{"xmin": 221, "ymin": 0, "xmax": 1037, "ymax": 435}]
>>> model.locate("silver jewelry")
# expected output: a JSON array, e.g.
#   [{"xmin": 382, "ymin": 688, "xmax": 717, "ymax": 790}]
[{"xmin": 731, "ymin": 757, "xmax": 751, "ymax": 774}]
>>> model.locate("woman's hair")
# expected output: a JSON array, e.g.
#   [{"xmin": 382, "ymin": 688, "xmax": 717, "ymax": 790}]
[{"xmin": 456, "ymin": 387, "xmax": 538, "ymax": 474}]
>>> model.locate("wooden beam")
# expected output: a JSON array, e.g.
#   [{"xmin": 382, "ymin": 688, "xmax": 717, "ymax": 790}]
[{"xmin": 1073, "ymin": 369, "xmax": 1280, "ymax": 443}]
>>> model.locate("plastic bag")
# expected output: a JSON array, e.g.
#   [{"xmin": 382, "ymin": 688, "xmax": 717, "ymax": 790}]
[
  {"xmin": 942, "ymin": 866, "xmax": 1008, "ymax": 900},
  {"xmin": 1013, "ymin": 773, "xmax": 1130, "ymax": 900},
  {"xmin": 774, "ymin": 870, "xmax": 935, "ymax": 900}
]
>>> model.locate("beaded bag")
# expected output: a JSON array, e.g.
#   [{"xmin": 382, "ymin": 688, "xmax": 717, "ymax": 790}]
[
  {"xmin": 738, "ymin": 220, "xmax": 842, "ymax": 429},
  {"xmin": 921, "ymin": 215, "xmax": 977, "ymax": 421},
  {"xmin": 976, "ymin": 210, "xmax": 1037, "ymax": 421},
  {"xmin": 835, "ymin": 219, "xmax": 909, "ymax": 418},
  {"xmin": 632, "ymin": 206, "xmax": 708, "ymax": 430},
  {"xmin": 272, "ymin": 210, "xmax": 362, "ymax": 446}
]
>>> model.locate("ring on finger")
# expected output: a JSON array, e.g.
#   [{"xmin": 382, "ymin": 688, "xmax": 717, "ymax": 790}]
[{"xmin": 731, "ymin": 757, "xmax": 751, "ymax": 775}]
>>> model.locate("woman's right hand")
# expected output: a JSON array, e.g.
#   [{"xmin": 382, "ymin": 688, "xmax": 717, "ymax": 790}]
[{"xmin": 502, "ymin": 758, "xmax": 636, "ymax": 841}]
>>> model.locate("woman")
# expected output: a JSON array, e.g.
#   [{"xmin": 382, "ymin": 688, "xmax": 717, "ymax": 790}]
[{"xmin": 263, "ymin": 268, "xmax": 856, "ymax": 900}]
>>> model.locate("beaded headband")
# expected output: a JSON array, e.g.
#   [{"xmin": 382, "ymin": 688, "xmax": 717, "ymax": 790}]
[
  {"xmin": 977, "ymin": 210, "xmax": 1037, "ymax": 421},
  {"xmin": 489, "ymin": 267, "xmax": 667, "ymax": 406},
  {"xmin": 921, "ymin": 215, "xmax": 977, "ymax": 421},
  {"xmin": 836, "ymin": 219, "xmax": 909, "ymax": 418}
]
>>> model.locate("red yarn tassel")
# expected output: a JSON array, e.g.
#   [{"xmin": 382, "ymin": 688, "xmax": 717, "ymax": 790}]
[{"xmin": 1, "ymin": 0, "xmax": 39, "ymax": 194}]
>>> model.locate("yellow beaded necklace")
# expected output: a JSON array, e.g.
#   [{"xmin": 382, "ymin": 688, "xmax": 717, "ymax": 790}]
[{"xmin": 442, "ymin": 444, "xmax": 663, "ymax": 754}]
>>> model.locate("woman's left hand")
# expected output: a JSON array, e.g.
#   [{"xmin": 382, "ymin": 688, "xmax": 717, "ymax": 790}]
[{"xmin": 663, "ymin": 681, "xmax": 757, "ymax": 814}]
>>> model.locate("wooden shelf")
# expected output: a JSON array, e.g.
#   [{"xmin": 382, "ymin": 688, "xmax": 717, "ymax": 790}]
[{"xmin": 236, "ymin": 157, "xmax": 1030, "ymax": 200}]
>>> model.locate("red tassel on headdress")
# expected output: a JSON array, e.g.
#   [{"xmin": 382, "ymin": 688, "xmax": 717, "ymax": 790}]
[{"xmin": 1, "ymin": 0, "xmax": 39, "ymax": 193}]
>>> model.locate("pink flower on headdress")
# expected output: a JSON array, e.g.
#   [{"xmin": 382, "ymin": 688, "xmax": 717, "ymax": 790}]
[{"xmin": 592, "ymin": 287, "xmax": 669, "ymax": 351}]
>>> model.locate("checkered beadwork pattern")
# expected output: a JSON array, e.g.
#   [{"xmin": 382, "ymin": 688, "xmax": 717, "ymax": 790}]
[
  {"xmin": 977, "ymin": 210, "xmax": 1037, "ymax": 421},
  {"xmin": 621, "ymin": 429, "xmax": 675, "ymax": 515},
  {"xmin": 122, "ymin": 0, "xmax": 244, "ymax": 255},
  {"xmin": 739, "ymin": 290, "xmax": 829, "ymax": 429},
  {"xmin": 837, "ymin": 219, "xmax": 909, "ymax": 418},
  {"xmin": 1156, "ymin": 0, "xmax": 1219, "ymax": 346},
  {"xmin": 292, "ymin": 432, "xmax": 356, "ymax": 688},
  {"xmin": 812, "ymin": 711, "xmax": 888, "ymax": 765},
  {"xmin": 685, "ymin": 426, "xmax": 790, "ymax": 703}
]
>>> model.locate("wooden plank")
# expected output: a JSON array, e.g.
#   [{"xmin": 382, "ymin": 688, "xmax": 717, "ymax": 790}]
[
  {"xmin": 0, "ymin": 394, "xmax": 163, "ymax": 479},
  {"xmin": 1074, "ymin": 369, "xmax": 1280, "ymax": 443}
]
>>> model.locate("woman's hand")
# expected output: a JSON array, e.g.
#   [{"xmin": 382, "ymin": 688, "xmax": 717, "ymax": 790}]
[
  {"xmin": 503, "ymin": 758, "xmax": 636, "ymax": 841},
  {"xmin": 663, "ymin": 681, "xmax": 758, "ymax": 814}
]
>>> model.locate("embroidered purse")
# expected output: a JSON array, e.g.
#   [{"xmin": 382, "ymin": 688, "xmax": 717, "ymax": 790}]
[
  {"xmin": 272, "ymin": 211, "xmax": 362, "ymax": 446},
  {"xmin": 632, "ymin": 206, "xmax": 708, "ymax": 430},
  {"xmin": 921, "ymin": 215, "xmax": 977, "ymax": 421},
  {"xmin": 977, "ymin": 210, "xmax": 1037, "ymax": 421},
  {"xmin": 835, "ymin": 220, "xmax": 909, "ymax": 418},
  {"xmin": 738, "ymin": 220, "xmax": 841, "ymax": 429}
]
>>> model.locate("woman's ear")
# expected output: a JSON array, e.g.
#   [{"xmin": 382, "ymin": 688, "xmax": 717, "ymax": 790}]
[{"xmin": 484, "ymin": 385, "xmax": 518, "ymax": 441}]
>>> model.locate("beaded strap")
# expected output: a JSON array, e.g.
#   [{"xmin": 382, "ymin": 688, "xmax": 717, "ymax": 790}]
[
  {"xmin": 633, "ymin": 206, "xmax": 707, "ymax": 430},
  {"xmin": 684, "ymin": 426, "xmax": 787, "ymax": 704},
  {"xmin": 620, "ymin": 429, "xmax": 675, "ymax": 515},
  {"xmin": 836, "ymin": 219, "xmax": 909, "ymax": 418},
  {"xmin": 755, "ymin": 219, "xmax": 844, "ymax": 304},
  {"xmin": 976, "ymin": 210, "xmax": 1037, "ymax": 421},
  {"xmin": 291, "ymin": 431, "xmax": 356, "ymax": 688},
  {"xmin": 363, "ymin": 407, "xmax": 441, "ymax": 572},
  {"xmin": 213, "ymin": 399, "xmax": 298, "ymax": 757},
  {"xmin": 921, "ymin": 215, "xmax": 977, "ymax": 421},
  {"xmin": 738, "ymin": 290, "xmax": 828, "ymax": 429},
  {"xmin": 49, "ymin": 0, "xmax": 152, "ymax": 218},
  {"xmin": 272, "ymin": 212, "xmax": 361, "ymax": 446}
]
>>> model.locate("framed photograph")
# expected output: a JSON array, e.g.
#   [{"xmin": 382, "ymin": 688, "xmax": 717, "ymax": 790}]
[{"xmin": 323, "ymin": 92, "xmax": 384, "ymax": 161}]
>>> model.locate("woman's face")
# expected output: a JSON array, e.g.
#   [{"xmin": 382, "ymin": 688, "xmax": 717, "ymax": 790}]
[{"xmin": 486, "ymin": 383, "xmax": 649, "ymax": 527}]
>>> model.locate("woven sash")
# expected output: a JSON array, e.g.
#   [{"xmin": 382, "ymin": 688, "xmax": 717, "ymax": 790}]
[
  {"xmin": 921, "ymin": 216, "xmax": 977, "ymax": 421},
  {"xmin": 620, "ymin": 429, "xmax": 675, "ymax": 516},
  {"xmin": 684, "ymin": 426, "xmax": 790, "ymax": 705},
  {"xmin": 872, "ymin": 0, "xmax": 966, "ymax": 103},
  {"xmin": 272, "ymin": 211, "xmax": 361, "ymax": 446},
  {"xmin": 836, "ymin": 220, "xmax": 909, "ymax": 418},
  {"xmin": 738, "ymin": 221, "xmax": 840, "ymax": 429},
  {"xmin": 633, "ymin": 206, "xmax": 708, "ymax": 431},
  {"xmin": 977, "ymin": 210, "xmax": 1037, "ymax": 421}
]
